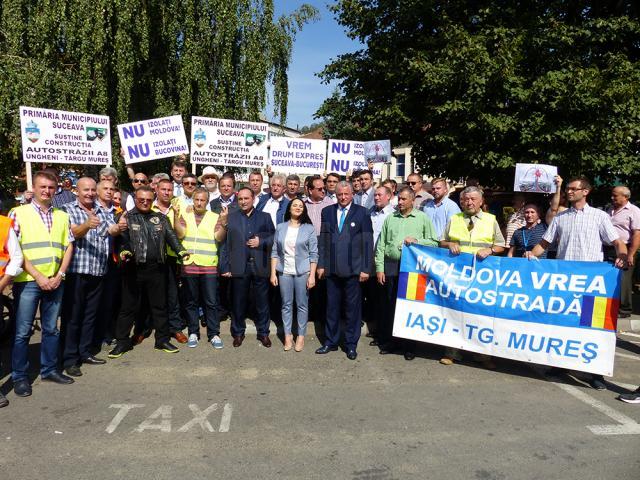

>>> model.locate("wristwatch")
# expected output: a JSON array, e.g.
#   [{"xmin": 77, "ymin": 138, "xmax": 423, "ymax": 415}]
[{"xmin": 59, "ymin": 271, "xmax": 66, "ymax": 280}]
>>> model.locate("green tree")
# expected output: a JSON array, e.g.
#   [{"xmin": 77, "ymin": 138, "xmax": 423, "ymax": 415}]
[
  {"xmin": 317, "ymin": 1, "xmax": 640, "ymax": 188},
  {"xmin": 0, "ymin": 0, "xmax": 318, "ymax": 190}
]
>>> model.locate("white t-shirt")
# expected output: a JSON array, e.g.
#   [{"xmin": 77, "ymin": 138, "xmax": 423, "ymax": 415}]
[{"xmin": 283, "ymin": 225, "xmax": 300, "ymax": 275}]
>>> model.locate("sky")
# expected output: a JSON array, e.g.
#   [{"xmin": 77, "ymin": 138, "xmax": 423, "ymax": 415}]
[{"xmin": 268, "ymin": 0, "xmax": 360, "ymax": 130}]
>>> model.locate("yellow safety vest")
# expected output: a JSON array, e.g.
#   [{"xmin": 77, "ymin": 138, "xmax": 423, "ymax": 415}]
[
  {"xmin": 152, "ymin": 202, "xmax": 179, "ymax": 260},
  {"xmin": 182, "ymin": 210, "xmax": 219, "ymax": 267},
  {"xmin": 12, "ymin": 204, "xmax": 69, "ymax": 282},
  {"xmin": 448, "ymin": 212, "xmax": 496, "ymax": 254}
]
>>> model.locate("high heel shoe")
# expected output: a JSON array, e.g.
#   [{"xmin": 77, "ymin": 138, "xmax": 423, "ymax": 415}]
[
  {"xmin": 294, "ymin": 336, "xmax": 304, "ymax": 352},
  {"xmin": 284, "ymin": 335, "xmax": 293, "ymax": 351}
]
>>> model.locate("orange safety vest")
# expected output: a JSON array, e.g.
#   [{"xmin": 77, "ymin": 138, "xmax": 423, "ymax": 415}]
[{"xmin": 0, "ymin": 215, "xmax": 12, "ymax": 276}]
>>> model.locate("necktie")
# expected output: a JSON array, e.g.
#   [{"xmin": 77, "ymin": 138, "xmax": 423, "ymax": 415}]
[{"xmin": 338, "ymin": 207, "xmax": 346, "ymax": 232}]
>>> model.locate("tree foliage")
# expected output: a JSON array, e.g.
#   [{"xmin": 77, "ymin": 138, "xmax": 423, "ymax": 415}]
[
  {"xmin": 0, "ymin": 0, "xmax": 318, "ymax": 189},
  {"xmin": 317, "ymin": 1, "xmax": 640, "ymax": 187}
]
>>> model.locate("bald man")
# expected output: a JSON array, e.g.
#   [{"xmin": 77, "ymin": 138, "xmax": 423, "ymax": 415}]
[
  {"xmin": 60, "ymin": 177, "xmax": 122, "ymax": 377},
  {"xmin": 607, "ymin": 186, "xmax": 640, "ymax": 318}
]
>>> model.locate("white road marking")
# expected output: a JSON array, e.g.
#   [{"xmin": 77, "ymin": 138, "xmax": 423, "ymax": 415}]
[
  {"xmin": 177, "ymin": 404, "xmax": 218, "ymax": 432},
  {"xmin": 553, "ymin": 383, "xmax": 640, "ymax": 435},
  {"xmin": 219, "ymin": 403, "xmax": 233, "ymax": 432},
  {"xmin": 135, "ymin": 405, "xmax": 173, "ymax": 433},
  {"xmin": 619, "ymin": 332, "xmax": 640, "ymax": 339},
  {"xmin": 615, "ymin": 352, "xmax": 640, "ymax": 361},
  {"xmin": 106, "ymin": 404, "xmax": 145, "ymax": 434}
]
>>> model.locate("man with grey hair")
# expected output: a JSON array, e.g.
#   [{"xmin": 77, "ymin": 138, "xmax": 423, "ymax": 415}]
[
  {"xmin": 150, "ymin": 173, "xmax": 170, "ymax": 194},
  {"xmin": 285, "ymin": 174, "xmax": 302, "ymax": 201},
  {"xmin": 257, "ymin": 173, "xmax": 290, "ymax": 227},
  {"xmin": 439, "ymin": 185, "xmax": 506, "ymax": 368},
  {"xmin": 606, "ymin": 185, "xmax": 640, "ymax": 318},
  {"xmin": 317, "ymin": 181, "xmax": 374, "ymax": 360}
]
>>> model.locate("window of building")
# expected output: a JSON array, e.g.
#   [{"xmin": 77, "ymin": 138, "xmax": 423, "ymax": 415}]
[{"xmin": 396, "ymin": 154, "xmax": 405, "ymax": 178}]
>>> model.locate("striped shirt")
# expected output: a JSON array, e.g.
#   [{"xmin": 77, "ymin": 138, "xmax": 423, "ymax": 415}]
[
  {"xmin": 304, "ymin": 196, "xmax": 334, "ymax": 236},
  {"xmin": 62, "ymin": 201, "xmax": 115, "ymax": 276},
  {"xmin": 542, "ymin": 204, "xmax": 619, "ymax": 261}
]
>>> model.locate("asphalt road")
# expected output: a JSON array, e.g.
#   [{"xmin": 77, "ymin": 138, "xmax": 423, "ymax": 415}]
[{"xmin": 1, "ymin": 323, "xmax": 639, "ymax": 480}]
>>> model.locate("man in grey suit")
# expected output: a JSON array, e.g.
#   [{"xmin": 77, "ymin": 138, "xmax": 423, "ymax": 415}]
[{"xmin": 355, "ymin": 170, "xmax": 375, "ymax": 210}]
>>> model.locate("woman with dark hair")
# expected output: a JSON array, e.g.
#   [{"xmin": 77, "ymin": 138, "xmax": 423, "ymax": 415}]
[{"xmin": 270, "ymin": 198, "xmax": 318, "ymax": 351}]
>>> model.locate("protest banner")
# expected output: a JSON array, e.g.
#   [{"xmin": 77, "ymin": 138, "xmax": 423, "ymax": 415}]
[
  {"xmin": 190, "ymin": 116, "xmax": 268, "ymax": 169},
  {"xmin": 364, "ymin": 139, "xmax": 391, "ymax": 163},
  {"xmin": 269, "ymin": 137, "xmax": 327, "ymax": 174},
  {"xmin": 514, "ymin": 163, "xmax": 557, "ymax": 193},
  {"xmin": 327, "ymin": 139, "xmax": 383, "ymax": 177},
  {"xmin": 118, "ymin": 115, "xmax": 188, "ymax": 164},
  {"xmin": 20, "ymin": 106, "xmax": 111, "ymax": 165},
  {"xmin": 393, "ymin": 245, "xmax": 621, "ymax": 376}
]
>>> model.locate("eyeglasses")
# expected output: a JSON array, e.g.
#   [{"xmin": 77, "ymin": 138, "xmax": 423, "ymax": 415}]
[
  {"xmin": 313, "ymin": 187, "xmax": 325, "ymax": 191},
  {"xmin": 407, "ymin": 181, "xmax": 420, "ymax": 186},
  {"xmin": 137, "ymin": 198, "xmax": 152, "ymax": 203},
  {"xmin": 565, "ymin": 187, "xmax": 585, "ymax": 192},
  {"xmin": 183, "ymin": 182, "xmax": 197, "ymax": 186},
  {"xmin": 133, "ymin": 179, "xmax": 148, "ymax": 184}
]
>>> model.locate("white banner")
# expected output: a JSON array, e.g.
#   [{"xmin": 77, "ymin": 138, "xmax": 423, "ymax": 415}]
[
  {"xmin": 327, "ymin": 139, "xmax": 382, "ymax": 177},
  {"xmin": 118, "ymin": 115, "xmax": 188, "ymax": 164},
  {"xmin": 364, "ymin": 139, "xmax": 391, "ymax": 163},
  {"xmin": 190, "ymin": 117, "xmax": 268, "ymax": 168},
  {"xmin": 20, "ymin": 106, "xmax": 111, "ymax": 165},
  {"xmin": 514, "ymin": 163, "xmax": 557, "ymax": 193},
  {"xmin": 269, "ymin": 137, "xmax": 326, "ymax": 174}
]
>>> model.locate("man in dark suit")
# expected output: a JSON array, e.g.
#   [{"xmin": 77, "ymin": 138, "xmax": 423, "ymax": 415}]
[
  {"xmin": 209, "ymin": 173, "xmax": 239, "ymax": 214},
  {"xmin": 256, "ymin": 173, "xmax": 290, "ymax": 228},
  {"xmin": 219, "ymin": 187, "xmax": 275, "ymax": 348},
  {"xmin": 316, "ymin": 181, "xmax": 374, "ymax": 360},
  {"xmin": 354, "ymin": 169, "xmax": 375, "ymax": 210}
]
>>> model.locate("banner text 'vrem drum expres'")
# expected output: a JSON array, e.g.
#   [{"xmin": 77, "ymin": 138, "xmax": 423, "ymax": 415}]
[{"xmin": 393, "ymin": 245, "xmax": 621, "ymax": 376}]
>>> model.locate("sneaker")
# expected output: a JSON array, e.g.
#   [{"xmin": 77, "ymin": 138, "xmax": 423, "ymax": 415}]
[
  {"xmin": 108, "ymin": 343, "xmax": 132, "ymax": 359},
  {"xmin": 0, "ymin": 391, "xmax": 8, "ymax": 408},
  {"xmin": 187, "ymin": 334, "xmax": 199, "ymax": 348},
  {"xmin": 211, "ymin": 335, "xmax": 223, "ymax": 349},
  {"xmin": 589, "ymin": 376, "xmax": 607, "ymax": 391},
  {"xmin": 618, "ymin": 390, "xmax": 640, "ymax": 404},
  {"xmin": 440, "ymin": 357, "xmax": 454, "ymax": 365}
]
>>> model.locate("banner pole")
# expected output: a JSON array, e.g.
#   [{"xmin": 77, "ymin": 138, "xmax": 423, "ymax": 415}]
[{"xmin": 26, "ymin": 161, "xmax": 33, "ymax": 191}]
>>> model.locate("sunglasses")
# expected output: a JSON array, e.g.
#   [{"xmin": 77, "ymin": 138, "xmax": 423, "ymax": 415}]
[
  {"xmin": 407, "ymin": 181, "xmax": 420, "ymax": 186},
  {"xmin": 183, "ymin": 182, "xmax": 197, "ymax": 186},
  {"xmin": 133, "ymin": 179, "xmax": 148, "ymax": 184},
  {"xmin": 137, "ymin": 198, "xmax": 152, "ymax": 203}
]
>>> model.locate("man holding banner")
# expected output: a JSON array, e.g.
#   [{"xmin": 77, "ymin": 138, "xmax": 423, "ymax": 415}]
[
  {"xmin": 439, "ymin": 185, "xmax": 506, "ymax": 367},
  {"xmin": 525, "ymin": 176, "xmax": 627, "ymax": 390},
  {"xmin": 375, "ymin": 187, "xmax": 439, "ymax": 360}
]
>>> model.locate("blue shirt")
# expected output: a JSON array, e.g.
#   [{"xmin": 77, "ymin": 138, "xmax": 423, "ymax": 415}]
[
  {"xmin": 423, "ymin": 197, "xmax": 461, "ymax": 238},
  {"xmin": 510, "ymin": 223, "xmax": 548, "ymax": 258},
  {"xmin": 62, "ymin": 200, "xmax": 115, "ymax": 276}
]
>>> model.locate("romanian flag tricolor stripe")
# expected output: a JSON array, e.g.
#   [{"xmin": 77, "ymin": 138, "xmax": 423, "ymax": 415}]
[
  {"xmin": 398, "ymin": 272, "xmax": 427, "ymax": 301},
  {"xmin": 580, "ymin": 295, "xmax": 618, "ymax": 331}
]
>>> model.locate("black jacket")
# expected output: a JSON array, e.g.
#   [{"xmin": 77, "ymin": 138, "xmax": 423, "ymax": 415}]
[{"xmin": 120, "ymin": 208, "xmax": 184, "ymax": 264}]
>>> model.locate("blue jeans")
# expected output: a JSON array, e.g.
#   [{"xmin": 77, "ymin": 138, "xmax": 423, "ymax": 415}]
[
  {"xmin": 12, "ymin": 281, "xmax": 65, "ymax": 381},
  {"xmin": 278, "ymin": 273, "xmax": 309, "ymax": 336},
  {"xmin": 182, "ymin": 274, "xmax": 220, "ymax": 339}
]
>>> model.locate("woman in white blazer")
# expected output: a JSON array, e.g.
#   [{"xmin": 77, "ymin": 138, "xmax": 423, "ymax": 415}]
[{"xmin": 270, "ymin": 198, "xmax": 318, "ymax": 351}]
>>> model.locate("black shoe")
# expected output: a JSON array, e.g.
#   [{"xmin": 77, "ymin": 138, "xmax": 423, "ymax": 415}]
[
  {"xmin": 0, "ymin": 392, "xmax": 8, "ymax": 408},
  {"xmin": 82, "ymin": 355, "xmax": 107, "ymax": 365},
  {"xmin": 41, "ymin": 372, "xmax": 75, "ymax": 385},
  {"xmin": 14, "ymin": 380, "xmax": 31, "ymax": 397},
  {"xmin": 346, "ymin": 349, "xmax": 358, "ymax": 360},
  {"xmin": 404, "ymin": 351, "xmax": 416, "ymax": 361},
  {"xmin": 315, "ymin": 345, "xmax": 338, "ymax": 354},
  {"xmin": 618, "ymin": 312, "xmax": 631, "ymax": 318},
  {"xmin": 64, "ymin": 365, "xmax": 83, "ymax": 377},
  {"xmin": 369, "ymin": 339, "xmax": 380, "ymax": 347},
  {"xmin": 155, "ymin": 341, "xmax": 179, "ymax": 353},
  {"xmin": 589, "ymin": 376, "xmax": 607, "ymax": 391},
  {"xmin": 108, "ymin": 343, "xmax": 132, "ymax": 359}
]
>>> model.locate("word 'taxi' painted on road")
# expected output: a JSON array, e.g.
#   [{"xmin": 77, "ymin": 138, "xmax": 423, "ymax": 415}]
[{"xmin": 105, "ymin": 403, "xmax": 233, "ymax": 434}]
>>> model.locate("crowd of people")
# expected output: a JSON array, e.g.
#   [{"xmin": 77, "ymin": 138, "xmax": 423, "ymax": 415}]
[{"xmin": 0, "ymin": 157, "xmax": 639, "ymax": 409}]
